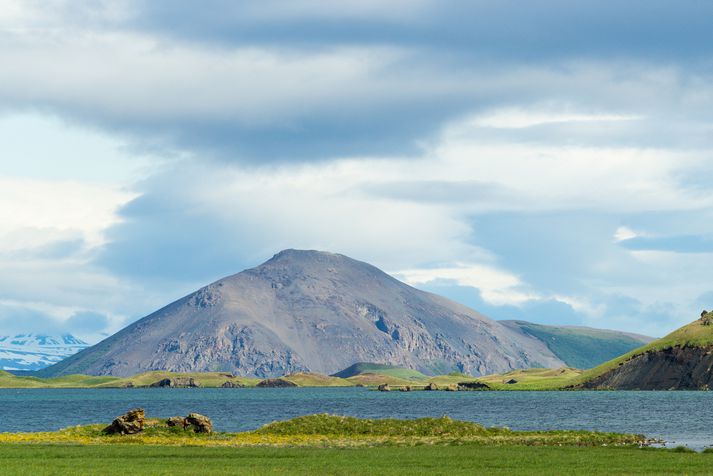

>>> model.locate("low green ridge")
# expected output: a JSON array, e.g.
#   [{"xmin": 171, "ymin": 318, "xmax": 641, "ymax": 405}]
[
  {"xmin": 576, "ymin": 315, "xmax": 713, "ymax": 385},
  {"xmin": 332, "ymin": 362, "xmax": 429, "ymax": 380},
  {"xmin": 0, "ymin": 414, "xmax": 648, "ymax": 448},
  {"xmin": 501, "ymin": 320, "xmax": 652, "ymax": 369}
]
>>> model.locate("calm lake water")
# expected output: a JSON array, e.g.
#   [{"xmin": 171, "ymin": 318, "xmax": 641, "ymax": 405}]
[{"xmin": 1, "ymin": 388, "xmax": 711, "ymax": 448}]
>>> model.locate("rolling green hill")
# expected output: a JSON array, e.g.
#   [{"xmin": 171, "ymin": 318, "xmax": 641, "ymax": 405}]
[
  {"xmin": 576, "ymin": 313, "xmax": 713, "ymax": 389},
  {"xmin": 332, "ymin": 363, "xmax": 429, "ymax": 380},
  {"xmin": 500, "ymin": 320, "xmax": 653, "ymax": 369}
]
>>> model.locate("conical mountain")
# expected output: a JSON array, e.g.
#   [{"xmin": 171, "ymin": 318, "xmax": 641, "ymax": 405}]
[
  {"xmin": 41, "ymin": 250, "xmax": 565, "ymax": 377},
  {"xmin": 578, "ymin": 313, "xmax": 713, "ymax": 390}
]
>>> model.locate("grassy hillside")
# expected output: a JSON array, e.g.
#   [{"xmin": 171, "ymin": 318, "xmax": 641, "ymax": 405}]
[
  {"xmin": 577, "ymin": 316, "xmax": 713, "ymax": 385},
  {"xmin": 0, "ymin": 370, "xmax": 261, "ymax": 388},
  {"xmin": 333, "ymin": 362, "xmax": 429, "ymax": 380},
  {"xmin": 345, "ymin": 373, "xmax": 418, "ymax": 387},
  {"xmin": 501, "ymin": 320, "xmax": 653, "ymax": 369},
  {"xmin": 476, "ymin": 368, "xmax": 582, "ymax": 390},
  {"xmin": 282, "ymin": 372, "xmax": 353, "ymax": 387}
]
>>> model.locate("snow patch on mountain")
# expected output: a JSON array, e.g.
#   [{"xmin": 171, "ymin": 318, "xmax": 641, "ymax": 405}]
[{"xmin": 0, "ymin": 334, "xmax": 89, "ymax": 371}]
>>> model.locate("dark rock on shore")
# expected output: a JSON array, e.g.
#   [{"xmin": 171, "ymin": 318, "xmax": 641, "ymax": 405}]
[
  {"xmin": 165, "ymin": 414, "xmax": 213, "ymax": 433},
  {"xmin": 149, "ymin": 377, "xmax": 200, "ymax": 388},
  {"xmin": 377, "ymin": 383, "xmax": 391, "ymax": 392},
  {"xmin": 256, "ymin": 378, "xmax": 297, "ymax": 388},
  {"xmin": 457, "ymin": 381, "xmax": 490, "ymax": 390},
  {"xmin": 166, "ymin": 416, "xmax": 184, "ymax": 427},
  {"xmin": 184, "ymin": 413, "xmax": 213, "ymax": 433},
  {"xmin": 220, "ymin": 380, "xmax": 244, "ymax": 388},
  {"xmin": 103, "ymin": 408, "xmax": 145, "ymax": 435},
  {"xmin": 424, "ymin": 382, "xmax": 439, "ymax": 391}
]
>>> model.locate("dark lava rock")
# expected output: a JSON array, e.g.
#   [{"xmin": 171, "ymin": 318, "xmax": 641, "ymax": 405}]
[
  {"xmin": 220, "ymin": 380, "xmax": 245, "ymax": 388},
  {"xmin": 505, "ymin": 378, "xmax": 518, "ymax": 384},
  {"xmin": 377, "ymin": 383, "xmax": 391, "ymax": 392},
  {"xmin": 103, "ymin": 408, "xmax": 145, "ymax": 435},
  {"xmin": 184, "ymin": 413, "xmax": 213, "ymax": 433},
  {"xmin": 166, "ymin": 416, "xmax": 184, "ymax": 427},
  {"xmin": 424, "ymin": 382, "xmax": 439, "ymax": 391},
  {"xmin": 149, "ymin": 377, "xmax": 200, "ymax": 388},
  {"xmin": 256, "ymin": 378, "xmax": 298, "ymax": 388},
  {"xmin": 457, "ymin": 381, "xmax": 490, "ymax": 391}
]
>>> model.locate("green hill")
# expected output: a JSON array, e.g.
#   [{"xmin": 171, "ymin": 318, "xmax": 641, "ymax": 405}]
[
  {"xmin": 332, "ymin": 362, "xmax": 429, "ymax": 380},
  {"xmin": 500, "ymin": 320, "xmax": 653, "ymax": 369},
  {"xmin": 577, "ymin": 313, "xmax": 713, "ymax": 389}
]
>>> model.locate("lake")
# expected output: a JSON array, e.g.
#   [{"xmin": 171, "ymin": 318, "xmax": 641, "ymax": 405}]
[{"xmin": 1, "ymin": 388, "xmax": 711, "ymax": 448}]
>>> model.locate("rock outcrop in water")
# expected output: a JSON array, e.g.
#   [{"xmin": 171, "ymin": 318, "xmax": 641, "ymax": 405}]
[{"xmin": 39, "ymin": 250, "xmax": 567, "ymax": 378}]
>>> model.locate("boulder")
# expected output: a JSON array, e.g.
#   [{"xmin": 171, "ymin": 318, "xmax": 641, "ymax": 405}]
[
  {"xmin": 424, "ymin": 382, "xmax": 439, "ymax": 391},
  {"xmin": 103, "ymin": 408, "xmax": 145, "ymax": 435},
  {"xmin": 505, "ymin": 378, "xmax": 518, "ymax": 384},
  {"xmin": 220, "ymin": 381, "xmax": 244, "ymax": 388},
  {"xmin": 166, "ymin": 416, "xmax": 184, "ymax": 427},
  {"xmin": 400, "ymin": 385, "xmax": 411, "ymax": 392},
  {"xmin": 256, "ymin": 378, "xmax": 298, "ymax": 388},
  {"xmin": 184, "ymin": 413, "xmax": 213, "ymax": 433},
  {"xmin": 377, "ymin": 383, "xmax": 391, "ymax": 392},
  {"xmin": 149, "ymin": 377, "xmax": 200, "ymax": 388},
  {"xmin": 457, "ymin": 381, "xmax": 490, "ymax": 391}
]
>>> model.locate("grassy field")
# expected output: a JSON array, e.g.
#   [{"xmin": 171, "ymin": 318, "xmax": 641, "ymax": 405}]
[
  {"xmin": 1, "ymin": 443, "xmax": 710, "ymax": 475},
  {"xmin": 0, "ymin": 414, "xmax": 647, "ymax": 448},
  {"xmin": 474, "ymin": 367, "xmax": 582, "ymax": 390},
  {"xmin": 333, "ymin": 362, "xmax": 430, "ymax": 380},
  {"xmin": 0, "ymin": 414, "xmax": 699, "ymax": 475}
]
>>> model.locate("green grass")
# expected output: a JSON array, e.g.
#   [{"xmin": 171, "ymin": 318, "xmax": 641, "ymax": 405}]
[
  {"xmin": 1, "ymin": 444, "xmax": 712, "ymax": 475},
  {"xmin": 576, "ymin": 316, "xmax": 713, "ymax": 386},
  {"xmin": 282, "ymin": 373, "xmax": 353, "ymax": 387},
  {"xmin": 502, "ymin": 320, "xmax": 652, "ymax": 369},
  {"xmin": 0, "ymin": 370, "xmax": 261, "ymax": 389},
  {"xmin": 475, "ymin": 367, "xmax": 583, "ymax": 390},
  {"xmin": 333, "ymin": 362, "xmax": 429, "ymax": 380}
]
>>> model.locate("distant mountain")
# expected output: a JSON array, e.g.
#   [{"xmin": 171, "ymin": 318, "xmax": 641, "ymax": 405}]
[
  {"xmin": 579, "ymin": 313, "xmax": 713, "ymax": 390},
  {"xmin": 500, "ymin": 320, "xmax": 653, "ymax": 369},
  {"xmin": 39, "ymin": 249, "xmax": 567, "ymax": 378},
  {"xmin": 0, "ymin": 334, "xmax": 89, "ymax": 371}
]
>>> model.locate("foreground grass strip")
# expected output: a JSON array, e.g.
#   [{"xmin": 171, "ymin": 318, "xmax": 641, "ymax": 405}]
[
  {"xmin": 0, "ymin": 414, "xmax": 648, "ymax": 448},
  {"xmin": 0, "ymin": 444, "xmax": 709, "ymax": 475}
]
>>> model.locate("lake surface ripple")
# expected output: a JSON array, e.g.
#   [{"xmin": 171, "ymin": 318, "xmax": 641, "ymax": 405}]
[{"xmin": 1, "ymin": 388, "xmax": 710, "ymax": 448}]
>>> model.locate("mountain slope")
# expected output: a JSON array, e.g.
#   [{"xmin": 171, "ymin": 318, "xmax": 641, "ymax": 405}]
[
  {"xmin": 500, "ymin": 320, "xmax": 653, "ymax": 369},
  {"xmin": 0, "ymin": 334, "xmax": 89, "ymax": 371},
  {"xmin": 40, "ymin": 250, "xmax": 566, "ymax": 378},
  {"xmin": 578, "ymin": 313, "xmax": 713, "ymax": 390}
]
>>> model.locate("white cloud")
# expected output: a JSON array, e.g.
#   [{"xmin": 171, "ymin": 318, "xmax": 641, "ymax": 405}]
[
  {"xmin": 470, "ymin": 107, "xmax": 642, "ymax": 129},
  {"xmin": 0, "ymin": 177, "xmax": 134, "ymax": 251},
  {"xmin": 395, "ymin": 265, "xmax": 539, "ymax": 306}
]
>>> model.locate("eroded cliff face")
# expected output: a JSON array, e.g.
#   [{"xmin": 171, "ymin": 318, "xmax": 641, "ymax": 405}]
[
  {"xmin": 41, "ymin": 250, "xmax": 565, "ymax": 378},
  {"xmin": 581, "ymin": 346, "xmax": 713, "ymax": 390}
]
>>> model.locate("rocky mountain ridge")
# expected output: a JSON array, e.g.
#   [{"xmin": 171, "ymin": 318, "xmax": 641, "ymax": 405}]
[{"xmin": 40, "ymin": 250, "xmax": 567, "ymax": 377}]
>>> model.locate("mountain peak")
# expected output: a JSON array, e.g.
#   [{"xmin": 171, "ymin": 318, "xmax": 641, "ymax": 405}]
[{"xmin": 40, "ymin": 250, "xmax": 566, "ymax": 378}]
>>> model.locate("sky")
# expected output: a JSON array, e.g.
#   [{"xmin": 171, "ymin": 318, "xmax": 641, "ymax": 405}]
[{"xmin": 2, "ymin": 0, "xmax": 713, "ymax": 341}]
